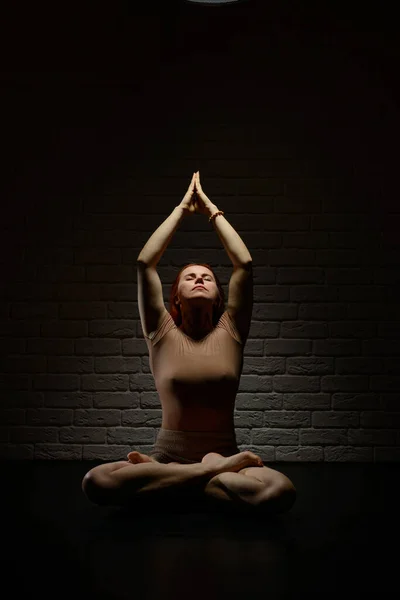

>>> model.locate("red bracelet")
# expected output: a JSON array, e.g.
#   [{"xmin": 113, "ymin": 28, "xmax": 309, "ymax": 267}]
[{"xmin": 209, "ymin": 210, "xmax": 224, "ymax": 223}]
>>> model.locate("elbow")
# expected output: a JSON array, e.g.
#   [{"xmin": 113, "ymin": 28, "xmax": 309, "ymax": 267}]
[
  {"xmin": 235, "ymin": 259, "xmax": 253, "ymax": 270},
  {"xmin": 137, "ymin": 258, "xmax": 149, "ymax": 267}
]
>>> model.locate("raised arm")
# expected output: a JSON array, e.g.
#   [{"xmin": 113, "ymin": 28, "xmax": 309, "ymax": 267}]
[
  {"xmin": 136, "ymin": 175, "xmax": 197, "ymax": 337},
  {"xmin": 137, "ymin": 205, "xmax": 186, "ymax": 267},
  {"xmin": 194, "ymin": 172, "xmax": 253, "ymax": 344},
  {"xmin": 194, "ymin": 171, "xmax": 252, "ymax": 267},
  {"xmin": 137, "ymin": 173, "xmax": 197, "ymax": 266}
]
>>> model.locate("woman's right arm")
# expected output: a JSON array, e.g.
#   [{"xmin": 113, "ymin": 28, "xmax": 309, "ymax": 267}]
[
  {"xmin": 137, "ymin": 174, "xmax": 196, "ymax": 267},
  {"xmin": 137, "ymin": 205, "xmax": 187, "ymax": 268}
]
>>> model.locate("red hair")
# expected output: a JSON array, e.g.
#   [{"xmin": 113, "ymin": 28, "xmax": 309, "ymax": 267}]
[{"xmin": 168, "ymin": 263, "xmax": 225, "ymax": 327}]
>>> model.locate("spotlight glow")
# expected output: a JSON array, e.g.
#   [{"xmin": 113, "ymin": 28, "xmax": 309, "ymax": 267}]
[{"xmin": 186, "ymin": 0, "xmax": 241, "ymax": 4}]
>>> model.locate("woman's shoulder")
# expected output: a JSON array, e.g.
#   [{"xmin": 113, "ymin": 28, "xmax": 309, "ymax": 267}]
[
  {"xmin": 144, "ymin": 309, "xmax": 243, "ymax": 347},
  {"xmin": 216, "ymin": 310, "xmax": 243, "ymax": 345},
  {"xmin": 143, "ymin": 309, "xmax": 176, "ymax": 346}
]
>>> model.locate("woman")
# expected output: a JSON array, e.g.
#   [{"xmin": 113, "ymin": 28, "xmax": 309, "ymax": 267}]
[{"xmin": 82, "ymin": 172, "xmax": 296, "ymax": 514}]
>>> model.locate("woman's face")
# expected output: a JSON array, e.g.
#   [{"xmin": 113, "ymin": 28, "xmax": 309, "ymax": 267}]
[{"xmin": 176, "ymin": 266, "xmax": 219, "ymax": 307}]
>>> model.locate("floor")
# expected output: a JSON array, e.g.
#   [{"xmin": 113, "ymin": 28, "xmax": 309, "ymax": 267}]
[{"xmin": 2, "ymin": 460, "xmax": 398, "ymax": 599}]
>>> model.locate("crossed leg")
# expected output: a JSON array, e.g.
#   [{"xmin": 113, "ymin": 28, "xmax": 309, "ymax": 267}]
[
  {"xmin": 127, "ymin": 450, "xmax": 297, "ymax": 514},
  {"xmin": 199, "ymin": 453, "xmax": 296, "ymax": 514}
]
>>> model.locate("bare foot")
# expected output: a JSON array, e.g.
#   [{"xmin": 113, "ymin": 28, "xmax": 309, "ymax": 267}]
[
  {"xmin": 127, "ymin": 451, "xmax": 158, "ymax": 464},
  {"xmin": 201, "ymin": 451, "xmax": 264, "ymax": 474}
]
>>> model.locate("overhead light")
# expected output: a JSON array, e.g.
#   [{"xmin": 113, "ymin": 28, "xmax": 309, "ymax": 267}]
[{"xmin": 185, "ymin": 1, "xmax": 242, "ymax": 4}]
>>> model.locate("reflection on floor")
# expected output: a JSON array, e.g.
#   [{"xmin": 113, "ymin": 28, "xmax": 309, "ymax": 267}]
[{"xmin": 2, "ymin": 461, "xmax": 398, "ymax": 599}]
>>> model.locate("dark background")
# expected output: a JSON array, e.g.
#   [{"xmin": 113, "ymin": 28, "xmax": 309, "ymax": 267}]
[{"xmin": 1, "ymin": 0, "xmax": 399, "ymax": 461}]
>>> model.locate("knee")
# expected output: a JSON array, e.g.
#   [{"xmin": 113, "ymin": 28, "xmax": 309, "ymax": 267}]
[
  {"xmin": 258, "ymin": 481, "xmax": 297, "ymax": 515},
  {"xmin": 82, "ymin": 470, "xmax": 112, "ymax": 506},
  {"xmin": 270, "ymin": 481, "xmax": 297, "ymax": 514},
  {"xmin": 277, "ymin": 483, "xmax": 297, "ymax": 513}
]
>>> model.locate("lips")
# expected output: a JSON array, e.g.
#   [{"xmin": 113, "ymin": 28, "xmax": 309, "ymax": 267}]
[{"xmin": 193, "ymin": 286, "xmax": 207, "ymax": 290}]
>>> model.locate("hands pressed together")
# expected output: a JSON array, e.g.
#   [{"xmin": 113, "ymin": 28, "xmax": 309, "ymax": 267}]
[{"xmin": 180, "ymin": 171, "xmax": 215, "ymax": 217}]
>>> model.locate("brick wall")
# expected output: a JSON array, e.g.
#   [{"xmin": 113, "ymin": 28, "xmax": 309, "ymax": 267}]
[{"xmin": 1, "ymin": 2, "xmax": 399, "ymax": 461}]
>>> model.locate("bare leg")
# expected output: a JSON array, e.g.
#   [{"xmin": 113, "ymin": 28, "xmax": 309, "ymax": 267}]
[
  {"xmin": 201, "ymin": 452, "xmax": 295, "ymax": 514},
  {"xmin": 82, "ymin": 460, "xmax": 218, "ymax": 506},
  {"xmin": 204, "ymin": 472, "xmax": 273, "ymax": 511},
  {"xmin": 201, "ymin": 453, "xmax": 267, "ymax": 511},
  {"xmin": 82, "ymin": 451, "xmax": 263, "ymax": 507}
]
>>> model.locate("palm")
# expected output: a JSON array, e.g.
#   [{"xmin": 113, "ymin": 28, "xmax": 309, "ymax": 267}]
[
  {"xmin": 192, "ymin": 193, "xmax": 207, "ymax": 215},
  {"xmin": 182, "ymin": 172, "xmax": 209, "ymax": 215},
  {"xmin": 193, "ymin": 175, "xmax": 209, "ymax": 215}
]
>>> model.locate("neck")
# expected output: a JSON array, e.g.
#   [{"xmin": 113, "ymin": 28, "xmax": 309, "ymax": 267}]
[{"xmin": 179, "ymin": 308, "xmax": 214, "ymax": 339}]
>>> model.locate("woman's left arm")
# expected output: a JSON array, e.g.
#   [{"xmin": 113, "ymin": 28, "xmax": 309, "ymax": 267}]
[{"xmin": 194, "ymin": 171, "xmax": 252, "ymax": 267}]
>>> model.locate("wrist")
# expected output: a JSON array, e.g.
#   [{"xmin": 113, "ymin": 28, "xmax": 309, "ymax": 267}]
[
  {"xmin": 206, "ymin": 203, "xmax": 220, "ymax": 218},
  {"xmin": 176, "ymin": 205, "xmax": 188, "ymax": 218}
]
